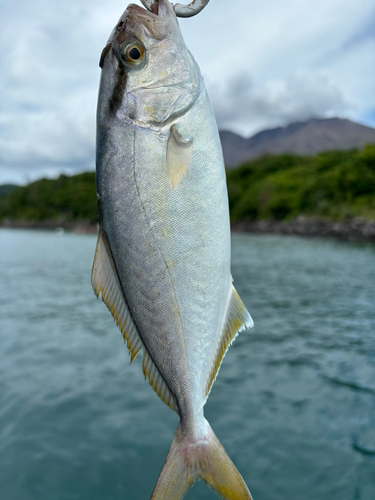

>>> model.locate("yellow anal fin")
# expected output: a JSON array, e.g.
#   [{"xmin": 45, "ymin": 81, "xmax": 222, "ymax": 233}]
[
  {"xmin": 92, "ymin": 227, "xmax": 143, "ymax": 361},
  {"xmin": 166, "ymin": 124, "xmax": 193, "ymax": 189},
  {"xmin": 92, "ymin": 228, "xmax": 178, "ymax": 412},
  {"xmin": 206, "ymin": 285, "xmax": 254, "ymax": 398},
  {"xmin": 142, "ymin": 350, "xmax": 177, "ymax": 411}
]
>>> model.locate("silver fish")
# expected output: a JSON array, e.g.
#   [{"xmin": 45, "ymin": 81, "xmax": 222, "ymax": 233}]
[{"xmin": 92, "ymin": 1, "xmax": 253, "ymax": 498}]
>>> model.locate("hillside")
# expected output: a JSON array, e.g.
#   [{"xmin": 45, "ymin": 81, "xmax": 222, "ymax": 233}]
[
  {"xmin": 0, "ymin": 184, "xmax": 18, "ymax": 197},
  {"xmin": 0, "ymin": 172, "xmax": 97, "ymax": 226},
  {"xmin": 226, "ymin": 145, "xmax": 375, "ymax": 223},
  {"xmin": 220, "ymin": 118, "xmax": 375, "ymax": 168}
]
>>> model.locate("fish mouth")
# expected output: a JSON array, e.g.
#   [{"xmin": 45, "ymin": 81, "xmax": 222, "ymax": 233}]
[
  {"xmin": 125, "ymin": 3, "xmax": 159, "ymax": 21},
  {"xmin": 122, "ymin": 4, "xmax": 160, "ymax": 41},
  {"xmin": 112, "ymin": 1, "xmax": 174, "ymax": 45},
  {"xmin": 126, "ymin": 0, "xmax": 171, "ymax": 18}
]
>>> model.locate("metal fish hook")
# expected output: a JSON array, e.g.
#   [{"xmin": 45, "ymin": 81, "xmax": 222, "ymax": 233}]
[
  {"xmin": 174, "ymin": 0, "xmax": 210, "ymax": 17},
  {"xmin": 140, "ymin": 0, "xmax": 210, "ymax": 18}
]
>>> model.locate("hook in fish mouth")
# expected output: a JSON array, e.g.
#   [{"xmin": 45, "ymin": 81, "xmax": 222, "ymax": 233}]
[{"xmin": 140, "ymin": 0, "xmax": 210, "ymax": 18}]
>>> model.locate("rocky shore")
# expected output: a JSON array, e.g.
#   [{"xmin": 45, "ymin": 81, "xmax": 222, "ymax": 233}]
[
  {"xmin": 232, "ymin": 216, "xmax": 375, "ymax": 242},
  {"xmin": 0, "ymin": 218, "xmax": 98, "ymax": 234},
  {"xmin": 2, "ymin": 216, "xmax": 375, "ymax": 242}
]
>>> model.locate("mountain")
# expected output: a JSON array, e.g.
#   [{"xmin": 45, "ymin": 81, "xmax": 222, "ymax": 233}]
[
  {"xmin": 0, "ymin": 184, "xmax": 18, "ymax": 197},
  {"xmin": 220, "ymin": 118, "xmax": 375, "ymax": 168}
]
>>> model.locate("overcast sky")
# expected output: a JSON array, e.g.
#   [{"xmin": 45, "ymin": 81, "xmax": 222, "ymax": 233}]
[{"xmin": 0, "ymin": 0, "xmax": 374, "ymax": 184}]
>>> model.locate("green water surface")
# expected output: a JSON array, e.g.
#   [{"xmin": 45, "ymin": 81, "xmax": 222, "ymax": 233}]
[{"xmin": 1, "ymin": 229, "xmax": 374, "ymax": 500}]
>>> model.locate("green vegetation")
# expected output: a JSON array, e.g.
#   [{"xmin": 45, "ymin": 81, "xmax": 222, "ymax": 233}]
[
  {"xmin": 0, "ymin": 172, "xmax": 97, "ymax": 223},
  {"xmin": 227, "ymin": 145, "xmax": 375, "ymax": 222},
  {"xmin": 0, "ymin": 145, "xmax": 374, "ymax": 226}
]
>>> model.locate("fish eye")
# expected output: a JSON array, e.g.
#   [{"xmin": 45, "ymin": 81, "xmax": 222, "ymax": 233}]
[
  {"xmin": 122, "ymin": 42, "xmax": 145, "ymax": 66},
  {"xmin": 129, "ymin": 47, "xmax": 141, "ymax": 60}
]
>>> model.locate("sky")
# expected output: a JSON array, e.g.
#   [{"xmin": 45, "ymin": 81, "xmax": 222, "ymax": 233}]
[{"xmin": 0, "ymin": 0, "xmax": 374, "ymax": 184}]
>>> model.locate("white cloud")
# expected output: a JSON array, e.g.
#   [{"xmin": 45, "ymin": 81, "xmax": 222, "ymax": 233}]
[
  {"xmin": 211, "ymin": 70, "xmax": 353, "ymax": 136},
  {"xmin": 0, "ymin": 0, "xmax": 374, "ymax": 183}
]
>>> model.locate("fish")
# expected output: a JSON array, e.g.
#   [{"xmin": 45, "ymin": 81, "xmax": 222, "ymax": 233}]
[{"xmin": 91, "ymin": 1, "xmax": 254, "ymax": 499}]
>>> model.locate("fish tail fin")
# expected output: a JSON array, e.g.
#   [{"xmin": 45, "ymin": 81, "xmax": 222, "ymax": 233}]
[{"xmin": 150, "ymin": 419, "xmax": 253, "ymax": 500}]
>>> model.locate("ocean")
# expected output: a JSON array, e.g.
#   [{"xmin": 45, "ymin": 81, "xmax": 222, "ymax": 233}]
[{"xmin": 1, "ymin": 228, "xmax": 374, "ymax": 500}]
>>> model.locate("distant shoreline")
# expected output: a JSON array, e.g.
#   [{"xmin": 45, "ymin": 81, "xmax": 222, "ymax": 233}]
[
  {"xmin": 1, "ymin": 216, "xmax": 375, "ymax": 242},
  {"xmin": 0, "ymin": 219, "xmax": 98, "ymax": 234},
  {"xmin": 232, "ymin": 216, "xmax": 375, "ymax": 242}
]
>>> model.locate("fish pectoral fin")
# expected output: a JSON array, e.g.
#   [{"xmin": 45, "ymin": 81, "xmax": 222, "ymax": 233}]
[
  {"xmin": 205, "ymin": 285, "xmax": 254, "ymax": 398},
  {"xmin": 166, "ymin": 124, "xmax": 193, "ymax": 189},
  {"xmin": 92, "ymin": 228, "xmax": 178, "ymax": 412},
  {"xmin": 91, "ymin": 227, "xmax": 143, "ymax": 362}
]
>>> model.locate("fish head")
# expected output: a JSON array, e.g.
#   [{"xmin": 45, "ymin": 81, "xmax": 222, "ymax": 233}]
[{"xmin": 99, "ymin": 0, "xmax": 200, "ymax": 126}]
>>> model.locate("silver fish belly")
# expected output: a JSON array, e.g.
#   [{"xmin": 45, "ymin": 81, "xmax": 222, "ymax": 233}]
[{"xmin": 92, "ymin": 1, "xmax": 253, "ymax": 499}]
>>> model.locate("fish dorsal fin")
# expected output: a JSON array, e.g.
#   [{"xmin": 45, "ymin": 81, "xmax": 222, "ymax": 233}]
[
  {"xmin": 92, "ymin": 228, "xmax": 178, "ymax": 412},
  {"xmin": 166, "ymin": 124, "xmax": 193, "ymax": 188},
  {"xmin": 205, "ymin": 285, "xmax": 254, "ymax": 398}
]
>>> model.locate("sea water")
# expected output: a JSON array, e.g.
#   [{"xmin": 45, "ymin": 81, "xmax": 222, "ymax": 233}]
[{"xmin": 0, "ymin": 229, "xmax": 374, "ymax": 500}]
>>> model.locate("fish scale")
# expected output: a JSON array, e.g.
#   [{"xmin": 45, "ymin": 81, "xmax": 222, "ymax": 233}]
[{"xmin": 92, "ymin": 1, "xmax": 254, "ymax": 498}]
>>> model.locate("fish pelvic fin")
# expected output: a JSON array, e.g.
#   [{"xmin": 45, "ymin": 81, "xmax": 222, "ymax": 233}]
[
  {"xmin": 150, "ymin": 419, "xmax": 253, "ymax": 500},
  {"xmin": 92, "ymin": 228, "xmax": 178, "ymax": 411},
  {"xmin": 205, "ymin": 285, "xmax": 253, "ymax": 399}
]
